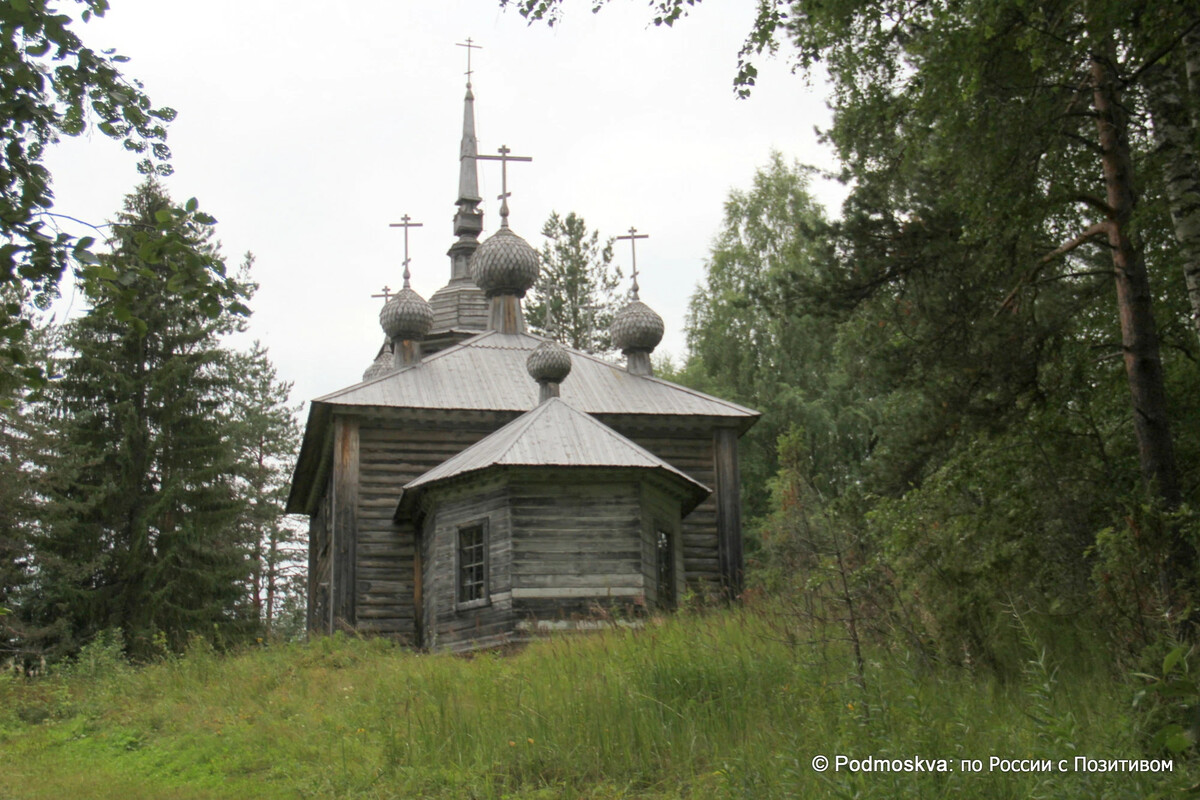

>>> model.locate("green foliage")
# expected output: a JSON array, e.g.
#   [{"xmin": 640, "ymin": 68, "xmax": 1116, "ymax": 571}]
[
  {"xmin": 0, "ymin": 0, "xmax": 177, "ymax": 385},
  {"xmin": 0, "ymin": 314, "xmax": 56, "ymax": 666},
  {"xmin": 1134, "ymin": 643, "xmax": 1200, "ymax": 758},
  {"xmin": 0, "ymin": 607, "xmax": 1189, "ymax": 798},
  {"xmin": 23, "ymin": 179, "xmax": 260, "ymax": 660},
  {"xmin": 498, "ymin": 0, "xmax": 785, "ymax": 96},
  {"xmin": 667, "ymin": 0, "xmax": 1200, "ymax": 662},
  {"xmin": 683, "ymin": 154, "xmax": 869, "ymax": 524},
  {"xmin": 224, "ymin": 336, "xmax": 304, "ymax": 636},
  {"xmin": 526, "ymin": 211, "xmax": 622, "ymax": 353},
  {"xmin": 0, "ymin": 1, "xmax": 253, "ymax": 393},
  {"xmin": 60, "ymin": 628, "xmax": 128, "ymax": 681}
]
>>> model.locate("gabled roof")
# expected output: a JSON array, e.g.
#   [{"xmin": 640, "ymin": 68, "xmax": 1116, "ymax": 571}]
[
  {"xmin": 396, "ymin": 397, "xmax": 711, "ymax": 516},
  {"xmin": 317, "ymin": 330, "xmax": 758, "ymax": 421}
]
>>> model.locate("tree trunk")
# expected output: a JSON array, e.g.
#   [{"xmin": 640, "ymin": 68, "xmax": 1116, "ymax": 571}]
[
  {"xmin": 1184, "ymin": 28, "xmax": 1200, "ymax": 132},
  {"xmin": 1091, "ymin": 44, "xmax": 1193, "ymax": 606},
  {"xmin": 1144, "ymin": 55, "xmax": 1200, "ymax": 345},
  {"xmin": 265, "ymin": 530, "xmax": 277, "ymax": 635}
]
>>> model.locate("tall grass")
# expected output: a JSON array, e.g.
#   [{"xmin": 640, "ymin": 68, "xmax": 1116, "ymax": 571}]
[{"xmin": 1, "ymin": 604, "xmax": 1189, "ymax": 799}]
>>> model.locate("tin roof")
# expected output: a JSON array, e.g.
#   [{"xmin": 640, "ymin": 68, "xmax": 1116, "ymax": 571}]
[
  {"xmin": 288, "ymin": 329, "xmax": 759, "ymax": 515},
  {"xmin": 397, "ymin": 397, "xmax": 711, "ymax": 515},
  {"xmin": 319, "ymin": 330, "xmax": 758, "ymax": 421}
]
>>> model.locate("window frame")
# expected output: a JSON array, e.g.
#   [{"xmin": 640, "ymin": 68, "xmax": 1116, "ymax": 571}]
[
  {"xmin": 455, "ymin": 519, "xmax": 490, "ymax": 611},
  {"xmin": 654, "ymin": 524, "xmax": 676, "ymax": 610}
]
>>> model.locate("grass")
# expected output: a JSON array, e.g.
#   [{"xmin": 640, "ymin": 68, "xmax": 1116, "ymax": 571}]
[{"xmin": 1, "ymin": 604, "xmax": 1191, "ymax": 799}]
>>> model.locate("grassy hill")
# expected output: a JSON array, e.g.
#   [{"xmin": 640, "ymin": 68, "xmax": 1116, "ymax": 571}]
[{"xmin": 1, "ymin": 604, "xmax": 1188, "ymax": 799}]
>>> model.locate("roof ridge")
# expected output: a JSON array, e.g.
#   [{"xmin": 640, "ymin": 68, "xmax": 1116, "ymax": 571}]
[
  {"xmin": 525, "ymin": 332, "xmax": 758, "ymax": 417},
  {"xmin": 553, "ymin": 398, "xmax": 654, "ymax": 464},
  {"xmin": 487, "ymin": 398, "xmax": 553, "ymax": 463}
]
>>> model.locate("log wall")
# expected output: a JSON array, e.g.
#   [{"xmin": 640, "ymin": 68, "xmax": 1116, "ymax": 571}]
[
  {"xmin": 508, "ymin": 475, "xmax": 646, "ymax": 621},
  {"xmin": 424, "ymin": 480, "xmax": 512, "ymax": 652},
  {"xmin": 354, "ymin": 415, "xmax": 503, "ymax": 641},
  {"xmin": 307, "ymin": 485, "xmax": 332, "ymax": 634},
  {"xmin": 307, "ymin": 407, "xmax": 740, "ymax": 643},
  {"xmin": 605, "ymin": 425, "xmax": 720, "ymax": 596}
]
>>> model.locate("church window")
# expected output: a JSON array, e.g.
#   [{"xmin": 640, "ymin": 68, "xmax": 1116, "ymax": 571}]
[
  {"xmin": 457, "ymin": 521, "xmax": 489, "ymax": 608},
  {"xmin": 655, "ymin": 527, "xmax": 675, "ymax": 609}
]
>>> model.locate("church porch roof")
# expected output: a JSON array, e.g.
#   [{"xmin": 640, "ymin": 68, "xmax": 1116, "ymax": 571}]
[{"xmin": 395, "ymin": 396, "xmax": 711, "ymax": 517}]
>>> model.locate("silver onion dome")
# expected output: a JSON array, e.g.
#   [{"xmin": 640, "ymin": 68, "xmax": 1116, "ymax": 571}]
[
  {"xmin": 470, "ymin": 226, "xmax": 540, "ymax": 297},
  {"xmin": 362, "ymin": 347, "xmax": 392, "ymax": 381},
  {"xmin": 526, "ymin": 339, "xmax": 572, "ymax": 385},
  {"xmin": 611, "ymin": 300, "xmax": 664, "ymax": 353},
  {"xmin": 379, "ymin": 287, "xmax": 434, "ymax": 341}
]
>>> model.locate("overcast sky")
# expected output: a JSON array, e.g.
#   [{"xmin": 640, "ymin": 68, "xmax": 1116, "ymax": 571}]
[{"xmin": 43, "ymin": 0, "xmax": 843, "ymax": 407}]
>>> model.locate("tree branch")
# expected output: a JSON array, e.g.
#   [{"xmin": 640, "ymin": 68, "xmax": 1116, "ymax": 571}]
[
  {"xmin": 1125, "ymin": 19, "xmax": 1200, "ymax": 88},
  {"xmin": 998, "ymin": 221, "xmax": 1109, "ymax": 313}
]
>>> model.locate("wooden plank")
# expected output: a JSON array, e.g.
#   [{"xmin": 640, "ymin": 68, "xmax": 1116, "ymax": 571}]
[
  {"xmin": 331, "ymin": 416, "xmax": 360, "ymax": 630},
  {"xmin": 511, "ymin": 587, "xmax": 643, "ymax": 598},
  {"xmin": 516, "ymin": 573, "xmax": 642, "ymax": 589},
  {"xmin": 713, "ymin": 427, "xmax": 744, "ymax": 599},
  {"xmin": 309, "ymin": 506, "xmax": 324, "ymax": 633},
  {"xmin": 514, "ymin": 559, "xmax": 642, "ymax": 575}
]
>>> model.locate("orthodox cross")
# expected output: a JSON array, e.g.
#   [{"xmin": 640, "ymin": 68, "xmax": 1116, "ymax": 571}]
[
  {"xmin": 371, "ymin": 286, "xmax": 393, "ymax": 303},
  {"xmin": 616, "ymin": 226, "xmax": 649, "ymax": 300},
  {"xmin": 477, "ymin": 145, "xmax": 532, "ymax": 226},
  {"xmin": 456, "ymin": 38, "xmax": 482, "ymax": 84},
  {"xmin": 388, "ymin": 214, "xmax": 423, "ymax": 288},
  {"xmin": 578, "ymin": 302, "xmax": 599, "ymax": 353}
]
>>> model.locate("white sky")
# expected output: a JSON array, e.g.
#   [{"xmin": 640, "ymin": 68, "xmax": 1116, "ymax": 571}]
[{"xmin": 42, "ymin": 0, "xmax": 844, "ymax": 407}]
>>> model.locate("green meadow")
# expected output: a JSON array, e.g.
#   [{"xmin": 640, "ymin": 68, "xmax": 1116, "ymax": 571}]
[{"xmin": 1, "ymin": 605, "xmax": 1189, "ymax": 799}]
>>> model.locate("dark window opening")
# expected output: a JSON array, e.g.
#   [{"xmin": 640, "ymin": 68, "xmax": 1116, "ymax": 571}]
[
  {"xmin": 656, "ymin": 528, "xmax": 675, "ymax": 609},
  {"xmin": 457, "ymin": 523, "xmax": 488, "ymax": 608}
]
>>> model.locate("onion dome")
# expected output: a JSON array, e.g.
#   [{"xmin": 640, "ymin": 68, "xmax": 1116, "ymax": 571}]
[
  {"xmin": 379, "ymin": 286, "xmax": 434, "ymax": 341},
  {"xmin": 363, "ymin": 346, "xmax": 392, "ymax": 381},
  {"xmin": 469, "ymin": 226, "xmax": 540, "ymax": 297},
  {"xmin": 611, "ymin": 300, "xmax": 664, "ymax": 353},
  {"xmin": 526, "ymin": 340, "xmax": 572, "ymax": 385}
]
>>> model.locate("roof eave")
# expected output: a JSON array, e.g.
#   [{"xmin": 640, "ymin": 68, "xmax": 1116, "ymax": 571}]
[{"xmin": 285, "ymin": 401, "xmax": 333, "ymax": 515}]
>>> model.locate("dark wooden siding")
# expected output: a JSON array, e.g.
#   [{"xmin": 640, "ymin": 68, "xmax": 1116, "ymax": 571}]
[
  {"xmin": 331, "ymin": 417, "xmax": 359, "ymax": 630},
  {"xmin": 307, "ymin": 484, "xmax": 332, "ymax": 634},
  {"xmin": 355, "ymin": 418, "xmax": 499, "ymax": 642},
  {"xmin": 612, "ymin": 429, "xmax": 720, "ymax": 595},
  {"xmin": 305, "ymin": 406, "xmax": 737, "ymax": 645},
  {"xmin": 424, "ymin": 481, "xmax": 512, "ymax": 652},
  {"xmin": 713, "ymin": 427, "xmax": 744, "ymax": 598},
  {"xmin": 640, "ymin": 482, "xmax": 684, "ymax": 611},
  {"xmin": 509, "ymin": 475, "xmax": 646, "ymax": 622}
]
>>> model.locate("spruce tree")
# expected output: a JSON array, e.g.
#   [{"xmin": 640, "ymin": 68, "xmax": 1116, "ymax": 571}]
[{"xmin": 28, "ymin": 179, "xmax": 257, "ymax": 658}]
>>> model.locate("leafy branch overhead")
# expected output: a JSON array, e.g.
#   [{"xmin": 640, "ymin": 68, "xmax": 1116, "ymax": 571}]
[
  {"xmin": 498, "ymin": 0, "xmax": 787, "ymax": 97},
  {"xmin": 0, "ymin": 0, "xmax": 245, "ymax": 387}
]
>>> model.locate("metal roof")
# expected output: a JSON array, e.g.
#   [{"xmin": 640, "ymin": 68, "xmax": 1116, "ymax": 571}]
[
  {"xmin": 288, "ymin": 329, "xmax": 759, "ymax": 515},
  {"xmin": 397, "ymin": 397, "xmax": 711, "ymax": 515},
  {"xmin": 317, "ymin": 330, "xmax": 758, "ymax": 421}
]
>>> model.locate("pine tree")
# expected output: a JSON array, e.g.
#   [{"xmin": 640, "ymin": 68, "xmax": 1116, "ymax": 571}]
[
  {"xmin": 27, "ymin": 179, "xmax": 257, "ymax": 659},
  {"xmin": 225, "ymin": 338, "xmax": 303, "ymax": 637},
  {"xmin": 526, "ymin": 212, "xmax": 621, "ymax": 353}
]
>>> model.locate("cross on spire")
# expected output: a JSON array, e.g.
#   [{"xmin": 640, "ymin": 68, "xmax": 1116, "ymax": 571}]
[
  {"xmin": 456, "ymin": 38, "xmax": 482, "ymax": 85},
  {"xmin": 616, "ymin": 226, "xmax": 649, "ymax": 300},
  {"xmin": 477, "ymin": 145, "xmax": 533, "ymax": 227},
  {"xmin": 578, "ymin": 301, "xmax": 599, "ymax": 353},
  {"xmin": 371, "ymin": 286, "xmax": 393, "ymax": 303},
  {"xmin": 388, "ymin": 214, "xmax": 423, "ymax": 288}
]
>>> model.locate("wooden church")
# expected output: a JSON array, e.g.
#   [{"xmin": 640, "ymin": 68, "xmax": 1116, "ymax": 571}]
[{"xmin": 286, "ymin": 62, "xmax": 759, "ymax": 652}]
